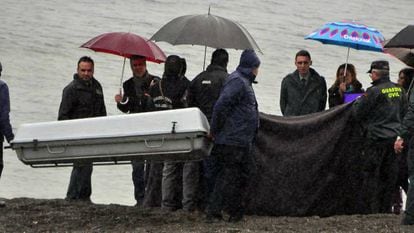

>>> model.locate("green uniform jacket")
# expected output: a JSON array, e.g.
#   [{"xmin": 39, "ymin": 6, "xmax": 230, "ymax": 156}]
[{"xmin": 353, "ymin": 76, "xmax": 406, "ymax": 141}]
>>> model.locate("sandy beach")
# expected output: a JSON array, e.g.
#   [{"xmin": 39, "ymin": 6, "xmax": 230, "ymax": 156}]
[{"xmin": 0, "ymin": 197, "xmax": 412, "ymax": 233}]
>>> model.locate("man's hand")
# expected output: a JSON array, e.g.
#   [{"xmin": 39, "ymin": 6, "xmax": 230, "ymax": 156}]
[
  {"xmin": 115, "ymin": 88, "xmax": 123, "ymax": 103},
  {"xmin": 114, "ymin": 94, "xmax": 122, "ymax": 103},
  {"xmin": 150, "ymin": 80, "xmax": 157, "ymax": 87},
  {"xmin": 207, "ymin": 133, "xmax": 214, "ymax": 141},
  {"xmin": 394, "ymin": 137, "xmax": 404, "ymax": 154}
]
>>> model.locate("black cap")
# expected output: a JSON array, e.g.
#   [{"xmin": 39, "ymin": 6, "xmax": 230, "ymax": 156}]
[{"xmin": 367, "ymin": 60, "xmax": 389, "ymax": 73}]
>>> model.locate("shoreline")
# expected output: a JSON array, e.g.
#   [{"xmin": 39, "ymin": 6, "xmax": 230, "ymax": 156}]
[{"xmin": 0, "ymin": 197, "xmax": 412, "ymax": 233}]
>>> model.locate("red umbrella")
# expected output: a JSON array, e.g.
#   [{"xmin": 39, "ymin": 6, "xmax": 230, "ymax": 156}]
[{"xmin": 81, "ymin": 32, "xmax": 167, "ymax": 86}]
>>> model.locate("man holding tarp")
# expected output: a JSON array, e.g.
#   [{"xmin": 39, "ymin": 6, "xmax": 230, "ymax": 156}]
[
  {"xmin": 353, "ymin": 60, "xmax": 405, "ymax": 214},
  {"xmin": 206, "ymin": 49, "xmax": 260, "ymax": 223},
  {"xmin": 395, "ymin": 69, "xmax": 414, "ymax": 225}
]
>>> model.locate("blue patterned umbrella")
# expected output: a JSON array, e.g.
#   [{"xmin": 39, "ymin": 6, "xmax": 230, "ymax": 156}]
[
  {"xmin": 305, "ymin": 21, "xmax": 384, "ymax": 52},
  {"xmin": 305, "ymin": 21, "xmax": 385, "ymax": 76}
]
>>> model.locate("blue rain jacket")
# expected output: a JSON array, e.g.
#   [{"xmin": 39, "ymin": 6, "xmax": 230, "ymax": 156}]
[{"xmin": 210, "ymin": 66, "xmax": 259, "ymax": 147}]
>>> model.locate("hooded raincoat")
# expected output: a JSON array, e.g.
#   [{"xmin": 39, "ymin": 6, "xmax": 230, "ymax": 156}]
[{"xmin": 210, "ymin": 50, "xmax": 259, "ymax": 147}]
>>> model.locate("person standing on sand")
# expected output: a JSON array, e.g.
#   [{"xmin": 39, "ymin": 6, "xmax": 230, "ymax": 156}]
[
  {"xmin": 0, "ymin": 62, "xmax": 14, "ymax": 207},
  {"xmin": 353, "ymin": 60, "xmax": 405, "ymax": 214},
  {"xmin": 395, "ymin": 68, "xmax": 414, "ymax": 225},
  {"xmin": 187, "ymin": 48, "xmax": 229, "ymax": 210},
  {"xmin": 114, "ymin": 55, "xmax": 160, "ymax": 207},
  {"xmin": 147, "ymin": 55, "xmax": 197, "ymax": 212},
  {"xmin": 206, "ymin": 50, "xmax": 260, "ymax": 223},
  {"xmin": 58, "ymin": 56, "xmax": 107, "ymax": 202},
  {"xmin": 391, "ymin": 68, "xmax": 414, "ymax": 215}
]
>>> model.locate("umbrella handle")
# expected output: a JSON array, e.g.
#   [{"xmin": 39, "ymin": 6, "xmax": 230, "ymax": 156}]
[
  {"xmin": 118, "ymin": 87, "xmax": 129, "ymax": 104},
  {"xmin": 203, "ymin": 45, "xmax": 207, "ymax": 71},
  {"xmin": 119, "ymin": 97, "xmax": 129, "ymax": 105},
  {"xmin": 120, "ymin": 57, "xmax": 126, "ymax": 87},
  {"xmin": 344, "ymin": 48, "xmax": 350, "ymax": 78}
]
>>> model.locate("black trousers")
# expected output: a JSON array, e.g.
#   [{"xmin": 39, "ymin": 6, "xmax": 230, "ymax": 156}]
[
  {"xmin": 403, "ymin": 136, "xmax": 414, "ymax": 221},
  {"xmin": 131, "ymin": 160, "xmax": 145, "ymax": 204},
  {"xmin": 66, "ymin": 162, "xmax": 93, "ymax": 200},
  {"xmin": 207, "ymin": 144, "xmax": 253, "ymax": 218},
  {"xmin": 143, "ymin": 162, "xmax": 163, "ymax": 207},
  {"xmin": 200, "ymin": 145, "xmax": 222, "ymax": 210},
  {"xmin": 359, "ymin": 139, "xmax": 398, "ymax": 214},
  {"xmin": 391, "ymin": 146, "xmax": 408, "ymax": 209}
]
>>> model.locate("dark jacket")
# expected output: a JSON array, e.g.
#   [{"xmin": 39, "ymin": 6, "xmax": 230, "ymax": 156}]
[
  {"xmin": 210, "ymin": 66, "xmax": 259, "ymax": 147},
  {"xmin": 187, "ymin": 64, "xmax": 228, "ymax": 121},
  {"xmin": 401, "ymin": 90, "xmax": 414, "ymax": 138},
  {"xmin": 328, "ymin": 81, "xmax": 364, "ymax": 108},
  {"xmin": 0, "ymin": 80, "xmax": 13, "ymax": 143},
  {"xmin": 58, "ymin": 74, "xmax": 107, "ymax": 120},
  {"xmin": 353, "ymin": 76, "xmax": 406, "ymax": 141},
  {"xmin": 280, "ymin": 68, "xmax": 327, "ymax": 116},
  {"xmin": 117, "ymin": 72, "xmax": 160, "ymax": 113},
  {"xmin": 148, "ymin": 75, "xmax": 190, "ymax": 111}
]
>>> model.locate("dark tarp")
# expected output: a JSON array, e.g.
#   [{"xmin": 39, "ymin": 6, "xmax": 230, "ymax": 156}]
[
  {"xmin": 246, "ymin": 103, "xmax": 366, "ymax": 216},
  {"xmin": 142, "ymin": 103, "xmax": 369, "ymax": 216}
]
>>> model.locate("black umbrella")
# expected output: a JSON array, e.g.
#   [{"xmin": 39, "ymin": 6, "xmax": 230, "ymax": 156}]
[
  {"xmin": 384, "ymin": 25, "xmax": 414, "ymax": 48},
  {"xmin": 150, "ymin": 7, "xmax": 262, "ymax": 70},
  {"xmin": 384, "ymin": 47, "xmax": 414, "ymax": 67}
]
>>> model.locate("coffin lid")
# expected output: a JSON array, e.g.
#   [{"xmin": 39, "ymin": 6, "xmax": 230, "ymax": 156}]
[{"xmin": 13, "ymin": 108, "xmax": 209, "ymax": 143}]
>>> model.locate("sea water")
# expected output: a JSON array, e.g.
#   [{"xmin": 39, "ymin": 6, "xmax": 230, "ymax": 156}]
[{"xmin": 0, "ymin": 0, "xmax": 412, "ymax": 205}]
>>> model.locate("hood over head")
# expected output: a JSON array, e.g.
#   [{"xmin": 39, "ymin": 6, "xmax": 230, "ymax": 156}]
[
  {"xmin": 236, "ymin": 49, "xmax": 261, "ymax": 82},
  {"xmin": 164, "ymin": 55, "xmax": 183, "ymax": 77}
]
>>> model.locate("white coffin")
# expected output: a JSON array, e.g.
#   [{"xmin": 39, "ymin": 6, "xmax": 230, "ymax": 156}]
[{"xmin": 11, "ymin": 108, "xmax": 212, "ymax": 167}]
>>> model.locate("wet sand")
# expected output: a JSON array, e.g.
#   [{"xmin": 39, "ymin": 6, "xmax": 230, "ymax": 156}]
[{"xmin": 0, "ymin": 198, "xmax": 412, "ymax": 233}]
